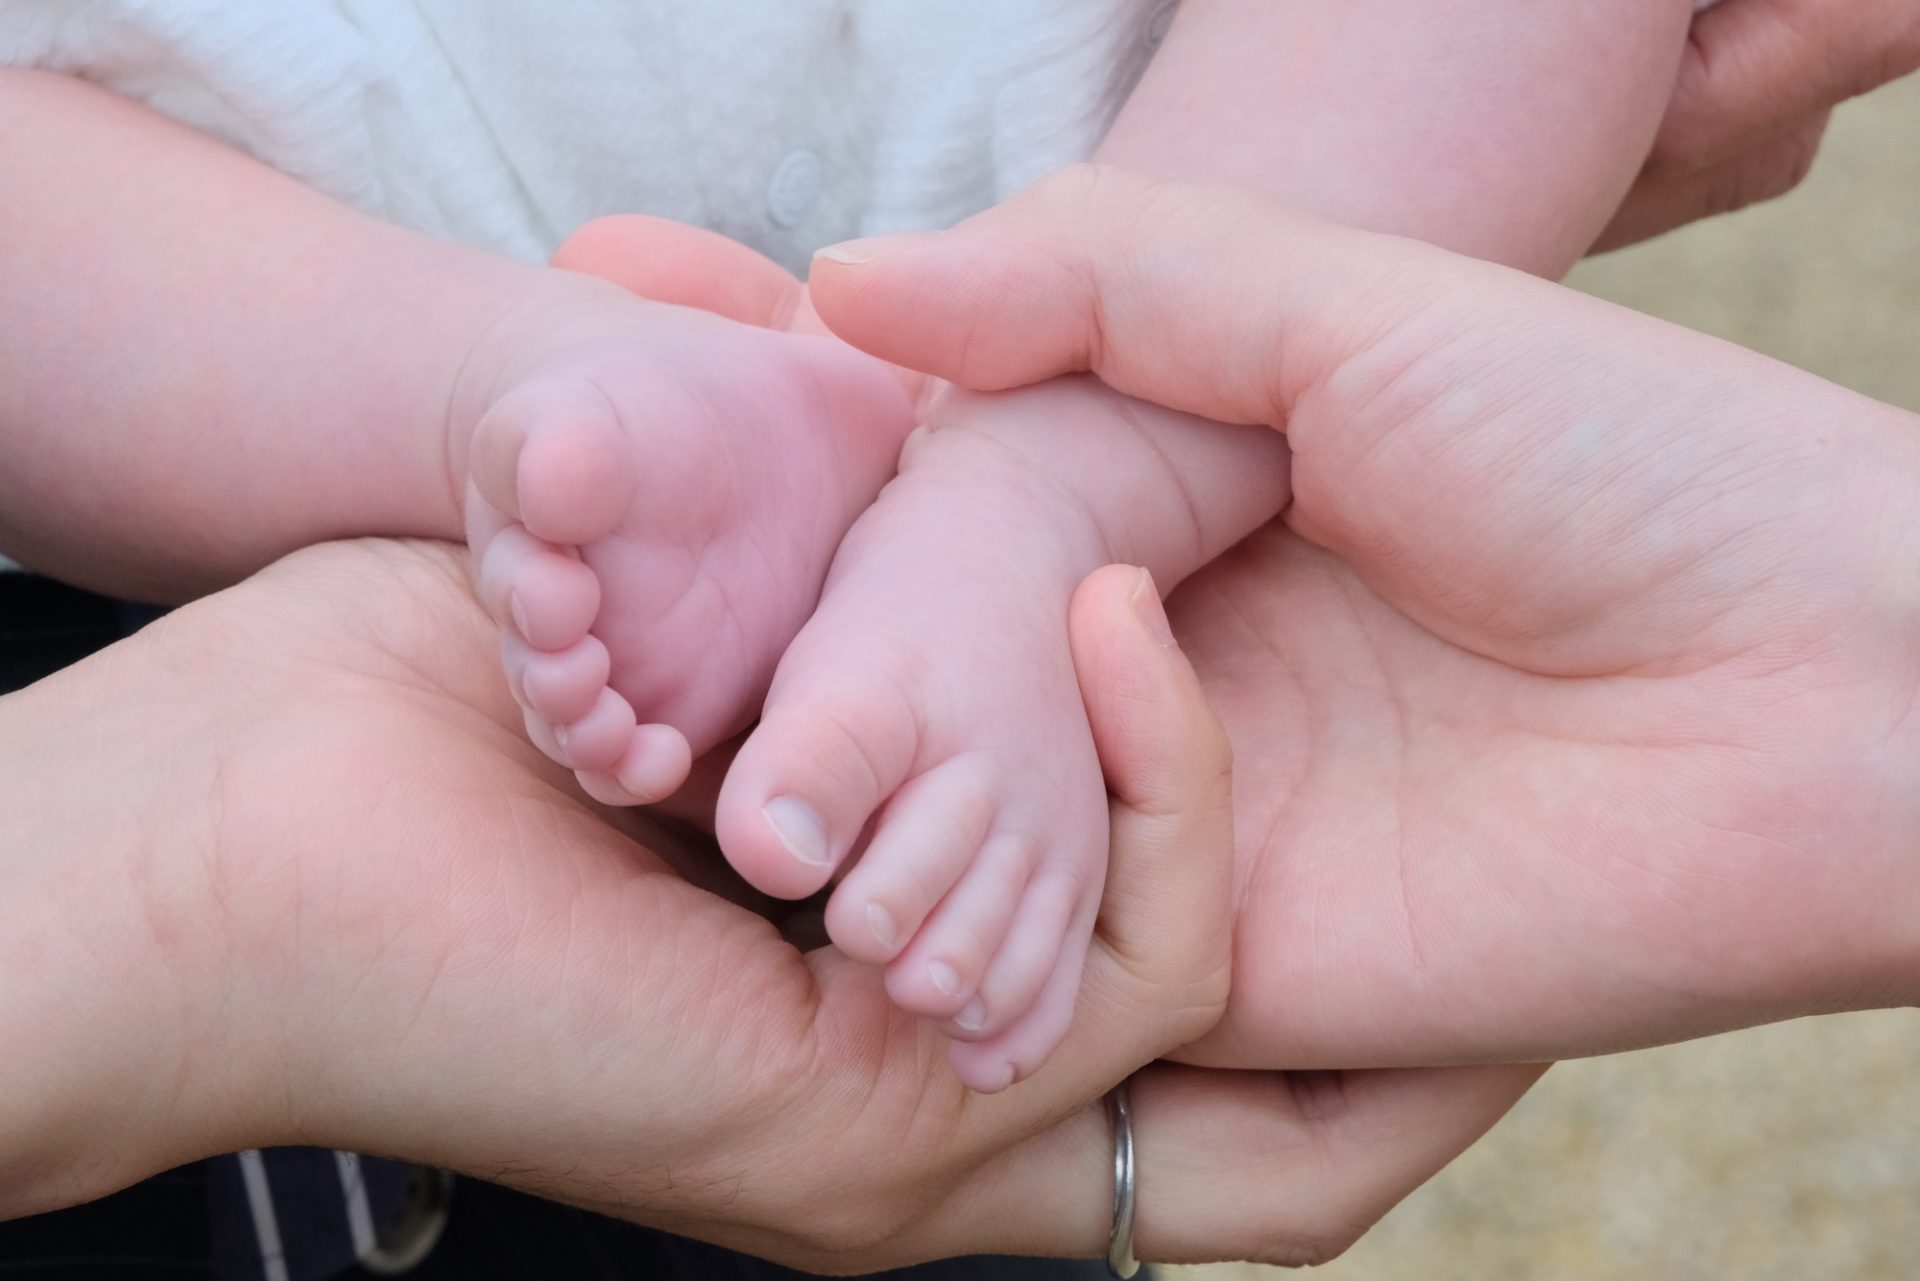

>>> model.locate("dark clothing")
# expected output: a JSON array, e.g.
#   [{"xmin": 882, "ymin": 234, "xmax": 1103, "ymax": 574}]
[{"xmin": 0, "ymin": 1155, "xmax": 1114, "ymax": 1281}]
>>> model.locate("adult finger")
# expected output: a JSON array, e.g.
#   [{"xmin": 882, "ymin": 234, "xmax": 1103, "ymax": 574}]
[
  {"xmin": 1070, "ymin": 566, "xmax": 1233, "ymax": 991},
  {"xmin": 553, "ymin": 214, "xmax": 808, "ymax": 330},
  {"xmin": 1075, "ymin": 562, "xmax": 1234, "ymax": 1062},
  {"xmin": 944, "ymin": 563, "xmax": 1236, "ymax": 1091},
  {"xmin": 907, "ymin": 1062, "xmax": 1544, "ymax": 1269},
  {"xmin": 556, "ymin": 214, "xmax": 928, "ymax": 401},
  {"xmin": 1595, "ymin": 108, "xmax": 1830, "ymax": 250},
  {"xmin": 807, "ymin": 164, "xmax": 1487, "ymax": 426},
  {"xmin": 1652, "ymin": 0, "xmax": 1920, "ymax": 176},
  {"xmin": 1126, "ymin": 1062, "xmax": 1544, "ymax": 1265}
]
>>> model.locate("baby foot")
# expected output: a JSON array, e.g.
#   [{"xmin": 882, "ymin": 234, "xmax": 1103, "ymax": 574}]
[
  {"xmin": 454, "ymin": 280, "xmax": 915, "ymax": 803},
  {"xmin": 715, "ymin": 382, "xmax": 1138, "ymax": 1093}
]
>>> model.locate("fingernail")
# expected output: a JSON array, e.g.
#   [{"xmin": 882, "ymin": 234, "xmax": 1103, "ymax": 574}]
[
  {"xmin": 763, "ymin": 796, "xmax": 831, "ymax": 866},
  {"xmin": 551, "ymin": 722, "xmax": 571, "ymax": 761},
  {"xmin": 509, "ymin": 591, "xmax": 532, "ymax": 638},
  {"xmin": 956, "ymin": 999, "xmax": 988, "ymax": 1031},
  {"xmin": 813, "ymin": 230, "xmax": 943, "ymax": 268},
  {"xmin": 866, "ymin": 902, "xmax": 898, "ymax": 951},
  {"xmin": 1128, "ymin": 566, "xmax": 1176, "ymax": 650},
  {"xmin": 814, "ymin": 238, "xmax": 882, "ymax": 266},
  {"xmin": 928, "ymin": 960, "xmax": 963, "ymax": 998}
]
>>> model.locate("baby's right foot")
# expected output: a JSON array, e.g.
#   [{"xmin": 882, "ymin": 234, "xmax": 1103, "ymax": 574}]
[
  {"xmin": 451, "ymin": 280, "xmax": 915, "ymax": 803},
  {"xmin": 709, "ymin": 367, "xmax": 1289, "ymax": 1091},
  {"xmin": 712, "ymin": 381, "xmax": 1161, "ymax": 1090}
]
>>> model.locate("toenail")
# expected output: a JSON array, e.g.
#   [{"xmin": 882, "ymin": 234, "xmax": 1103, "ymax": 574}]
[
  {"xmin": 509, "ymin": 591, "xmax": 531, "ymax": 638},
  {"xmin": 763, "ymin": 796, "xmax": 831, "ymax": 866},
  {"xmin": 866, "ymin": 903, "xmax": 898, "ymax": 951},
  {"xmin": 813, "ymin": 238, "xmax": 879, "ymax": 265},
  {"xmin": 1129, "ymin": 566, "xmax": 1176, "ymax": 650},
  {"xmin": 551, "ymin": 722, "xmax": 571, "ymax": 761},
  {"xmin": 956, "ymin": 999, "xmax": 987, "ymax": 1032},
  {"xmin": 928, "ymin": 960, "xmax": 963, "ymax": 998}
]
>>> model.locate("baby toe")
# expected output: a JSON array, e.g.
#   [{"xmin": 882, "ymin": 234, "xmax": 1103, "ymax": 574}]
[
  {"xmin": 574, "ymin": 768, "xmax": 648, "ymax": 808},
  {"xmin": 514, "ymin": 633, "xmax": 613, "ymax": 725},
  {"xmin": 882, "ymin": 834, "xmax": 1035, "ymax": 1019},
  {"xmin": 716, "ymin": 678, "xmax": 921, "ymax": 901},
  {"xmin": 946, "ymin": 886, "xmax": 1100, "ymax": 1094},
  {"xmin": 938, "ymin": 861, "xmax": 1087, "ymax": 1046},
  {"xmin": 515, "ymin": 407, "xmax": 638, "ymax": 548},
  {"xmin": 610, "ymin": 723, "xmax": 693, "ymax": 804},
  {"xmin": 469, "ymin": 376, "xmax": 636, "ymax": 546},
  {"xmin": 552, "ymin": 686, "xmax": 639, "ymax": 773},
  {"xmin": 477, "ymin": 525, "xmax": 600, "ymax": 650},
  {"xmin": 825, "ymin": 758, "xmax": 995, "ymax": 965}
]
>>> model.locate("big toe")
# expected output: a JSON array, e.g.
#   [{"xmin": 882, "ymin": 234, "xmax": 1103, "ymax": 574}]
[
  {"xmin": 716, "ymin": 678, "xmax": 922, "ymax": 901},
  {"xmin": 469, "ymin": 375, "xmax": 638, "ymax": 547}
]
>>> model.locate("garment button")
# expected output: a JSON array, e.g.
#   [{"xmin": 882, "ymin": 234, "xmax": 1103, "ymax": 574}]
[{"xmin": 768, "ymin": 149, "xmax": 825, "ymax": 229}]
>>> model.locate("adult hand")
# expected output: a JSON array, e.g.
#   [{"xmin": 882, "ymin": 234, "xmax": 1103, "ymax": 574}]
[
  {"xmin": 0, "ymin": 537, "xmax": 1534, "ymax": 1270},
  {"xmin": 1596, "ymin": 0, "xmax": 1920, "ymax": 248},
  {"xmin": 804, "ymin": 165, "xmax": 1920, "ymax": 1069}
]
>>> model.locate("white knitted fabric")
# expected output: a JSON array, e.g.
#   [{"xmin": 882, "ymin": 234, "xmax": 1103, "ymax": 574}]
[{"xmin": 0, "ymin": 0, "xmax": 1167, "ymax": 269}]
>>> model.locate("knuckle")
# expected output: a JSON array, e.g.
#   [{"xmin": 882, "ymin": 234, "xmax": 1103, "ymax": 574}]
[{"xmin": 1713, "ymin": 124, "xmax": 1825, "ymax": 215}]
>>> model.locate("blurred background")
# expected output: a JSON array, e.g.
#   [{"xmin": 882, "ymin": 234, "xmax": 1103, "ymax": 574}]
[{"xmin": 1182, "ymin": 72, "xmax": 1920, "ymax": 1281}]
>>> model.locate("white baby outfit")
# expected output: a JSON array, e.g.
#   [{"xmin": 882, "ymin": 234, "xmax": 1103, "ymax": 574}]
[{"xmin": 1, "ymin": 0, "xmax": 1172, "ymax": 271}]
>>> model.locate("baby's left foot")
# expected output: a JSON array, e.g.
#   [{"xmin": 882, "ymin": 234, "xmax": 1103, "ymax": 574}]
[
  {"xmin": 452, "ymin": 278, "xmax": 916, "ymax": 805},
  {"xmin": 715, "ymin": 383, "xmax": 1151, "ymax": 1092}
]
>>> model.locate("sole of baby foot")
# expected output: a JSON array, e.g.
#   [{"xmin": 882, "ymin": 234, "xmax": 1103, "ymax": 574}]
[{"xmin": 459, "ymin": 308, "xmax": 913, "ymax": 807}]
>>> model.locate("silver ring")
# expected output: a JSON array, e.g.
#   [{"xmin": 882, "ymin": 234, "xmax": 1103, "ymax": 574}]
[{"xmin": 1106, "ymin": 1080, "xmax": 1140, "ymax": 1279}]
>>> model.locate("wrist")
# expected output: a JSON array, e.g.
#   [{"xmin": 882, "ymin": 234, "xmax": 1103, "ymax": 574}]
[{"xmin": 0, "ymin": 660, "xmax": 284, "ymax": 1216}]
